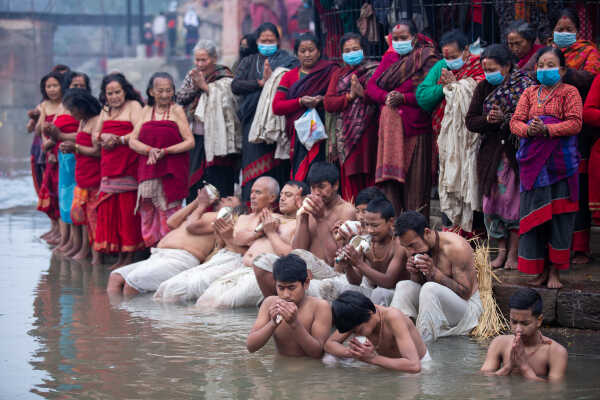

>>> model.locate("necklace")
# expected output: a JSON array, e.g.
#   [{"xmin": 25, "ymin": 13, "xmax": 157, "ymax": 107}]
[
  {"xmin": 374, "ymin": 310, "xmax": 385, "ymax": 351},
  {"xmin": 537, "ymin": 84, "xmax": 559, "ymax": 106},
  {"xmin": 370, "ymin": 240, "xmax": 391, "ymax": 263},
  {"xmin": 152, "ymin": 104, "xmax": 171, "ymax": 121}
]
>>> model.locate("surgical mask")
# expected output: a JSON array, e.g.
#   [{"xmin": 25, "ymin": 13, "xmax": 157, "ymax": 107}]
[
  {"xmin": 342, "ymin": 49, "xmax": 364, "ymax": 66},
  {"xmin": 392, "ymin": 40, "xmax": 413, "ymax": 55},
  {"xmin": 553, "ymin": 31, "xmax": 577, "ymax": 48},
  {"xmin": 536, "ymin": 68, "xmax": 561, "ymax": 86},
  {"xmin": 485, "ymin": 71, "xmax": 504, "ymax": 86},
  {"xmin": 444, "ymin": 55, "xmax": 465, "ymax": 70},
  {"xmin": 257, "ymin": 43, "xmax": 277, "ymax": 57}
]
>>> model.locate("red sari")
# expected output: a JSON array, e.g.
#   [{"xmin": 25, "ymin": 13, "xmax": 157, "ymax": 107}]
[
  {"xmin": 94, "ymin": 120, "xmax": 143, "ymax": 253},
  {"xmin": 37, "ymin": 114, "xmax": 59, "ymax": 219}
]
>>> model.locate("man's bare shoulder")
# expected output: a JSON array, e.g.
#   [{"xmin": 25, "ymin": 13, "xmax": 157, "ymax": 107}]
[
  {"xmin": 547, "ymin": 337, "xmax": 568, "ymax": 357},
  {"xmin": 439, "ymin": 231, "xmax": 474, "ymax": 261},
  {"xmin": 261, "ymin": 295, "xmax": 279, "ymax": 309},
  {"xmin": 302, "ymin": 295, "xmax": 330, "ymax": 312},
  {"xmin": 383, "ymin": 306, "xmax": 410, "ymax": 325},
  {"xmin": 336, "ymin": 199, "xmax": 356, "ymax": 218}
]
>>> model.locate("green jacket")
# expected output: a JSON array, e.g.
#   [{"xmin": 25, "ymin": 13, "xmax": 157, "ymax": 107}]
[{"xmin": 416, "ymin": 59, "xmax": 448, "ymax": 113}]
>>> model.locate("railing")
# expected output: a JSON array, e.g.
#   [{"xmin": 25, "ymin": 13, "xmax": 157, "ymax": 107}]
[{"xmin": 315, "ymin": 0, "xmax": 600, "ymax": 60}]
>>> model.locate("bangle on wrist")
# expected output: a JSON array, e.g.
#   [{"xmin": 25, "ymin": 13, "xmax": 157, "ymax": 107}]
[{"xmin": 75, "ymin": 144, "xmax": 79, "ymax": 154}]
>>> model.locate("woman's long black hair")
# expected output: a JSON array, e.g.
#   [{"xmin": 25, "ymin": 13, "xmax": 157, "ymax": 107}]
[{"xmin": 62, "ymin": 88, "xmax": 102, "ymax": 119}]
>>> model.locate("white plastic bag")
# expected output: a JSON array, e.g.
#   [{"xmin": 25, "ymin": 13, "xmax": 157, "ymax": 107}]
[{"xmin": 294, "ymin": 108, "xmax": 327, "ymax": 151}]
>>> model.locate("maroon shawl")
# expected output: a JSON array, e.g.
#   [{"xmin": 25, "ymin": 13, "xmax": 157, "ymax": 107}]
[{"xmin": 100, "ymin": 120, "xmax": 137, "ymax": 179}]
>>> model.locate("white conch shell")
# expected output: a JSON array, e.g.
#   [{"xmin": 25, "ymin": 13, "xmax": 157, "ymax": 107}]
[
  {"xmin": 204, "ymin": 183, "xmax": 220, "ymax": 201},
  {"xmin": 275, "ymin": 315, "xmax": 283, "ymax": 325},
  {"xmin": 216, "ymin": 206, "xmax": 233, "ymax": 221},
  {"xmin": 355, "ymin": 335, "xmax": 368, "ymax": 344},
  {"xmin": 296, "ymin": 198, "xmax": 312, "ymax": 216},
  {"xmin": 335, "ymin": 235, "xmax": 371, "ymax": 263},
  {"xmin": 334, "ymin": 220, "xmax": 361, "ymax": 241}
]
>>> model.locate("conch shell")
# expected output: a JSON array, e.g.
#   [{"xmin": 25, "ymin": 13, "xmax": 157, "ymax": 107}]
[
  {"xmin": 335, "ymin": 235, "xmax": 371, "ymax": 263},
  {"xmin": 216, "ymin": 206, "xmax": 233, "ymax": 221},
  {"xmin": 204, "ymin": 182, "xmax": 220, "ymax": 202},
  {"xmin": 334, "ymin": 220, "xmax": 361, "ymax": 241},
  {"xmin": 296, "ymin": 198, "xmax": 312, "ymax": 217}
]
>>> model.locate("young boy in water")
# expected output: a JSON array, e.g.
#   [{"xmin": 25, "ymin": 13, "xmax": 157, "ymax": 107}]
[
  {"xmin": 481, "ymin": 288, "xmax": 567, "ymax": 381},
  {"xmin": 324, "ymin": 291, "xmax": 428, "ymax": 373},
  {"xmin": 246, "ymin": 254, "xmax": 332, "ymax": 358}
]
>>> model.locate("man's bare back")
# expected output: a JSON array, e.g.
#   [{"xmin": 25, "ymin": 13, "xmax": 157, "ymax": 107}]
[
  {"xmin": 432, "ymin": 231, "xmax": 479, "ymax": 296},
  {"xmin": 369, "ymin": 306, "xmax": 427, "ymax": 360}
]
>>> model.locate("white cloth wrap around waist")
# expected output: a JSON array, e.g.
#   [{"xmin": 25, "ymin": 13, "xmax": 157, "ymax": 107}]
[
  {"xmin": 196, "ymin": 267, "xmax": 264, "ymax": 309},
  {"xmin": 154, "ymin": 248, "xmax": 243, "ymax": 303},
  {"xmin": 111, "ymin": 248, "xmax": 200, "ymax": 293}
]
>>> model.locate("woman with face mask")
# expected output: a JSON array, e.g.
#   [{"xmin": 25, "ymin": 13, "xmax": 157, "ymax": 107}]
[
  {"xmin": 509, "ymin": 47, "xmax": 584, "ymax": 289},
  {"xmin": 552, "ymin": 8, "xmax": 600, "ymax": 74},
  {"xmin": 232, "ymin": 22, "xmax": 299, "ymax": 201},
  {"xmin": 465, "ymin": 44, "xmax": 535, "ymax": 270},
  {"xmin": 364, "ymin": 21, "xmax": 439, "ymax": 217},
  {"xmin": 323, "ymin": 33, "xmax": 379, "ymax": 202}
]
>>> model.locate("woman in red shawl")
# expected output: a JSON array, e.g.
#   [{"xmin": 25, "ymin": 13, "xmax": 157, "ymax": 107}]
[
  {"xmin": 94, "ymin": 73, "xmax": 145, "ymax": 269},
  {"xmin": 324, "ymin": 33, "xmax": 379, "ymax": 201},
  {"xmin": 129, "ymin": 72, "xmax": 194, "ymax": 248},
  {"xmin": 60, "ymin": 89, "xmax": 103, "ymax": 264},
  {"xmin": 272, "ymin": 32, "xmax": 339, "ymax": 182},
  {"xmin": 35, "ymin": 72, "xmax": 63, "ymax": 245},
  {"xmin": 553, "ymin": 8, "xmax": 600, "ymax": 74},
  {"xmin": 366, "ymin": 21, "xmax": 439, "ymax": 217},
  {"xmin": 506, "ymin": 20, "xmax": 543, "ymax": 73}
]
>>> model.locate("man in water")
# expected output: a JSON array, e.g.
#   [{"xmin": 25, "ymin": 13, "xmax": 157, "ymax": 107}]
[
  {"xmin": 107, "ymin": 186, "xmax": 240, "ymax": 297},
  {"xmin": 325, "ymin": 291, "xmax": 428, "ymax": 373},
  {"xmin": 337, "ymin": 198, "xmax": 408, "ymax": 306},
  {"xmin": 390, "ymin": 211, "xmax": 482, "ymax": 342},
  {"xmin": 246, "ymin": 254, "xmax": 332, "ymax": 358},
  {"xmin": 154, "ymin": 176, "xmax": 279, "ymax": 302},
  {"xmin": 481, "ymin": 288, "xmax": 567, "ymax": 381},
  {"xmin": 197, "ymin": 181, "xmax": 308, "ymax": 307}
]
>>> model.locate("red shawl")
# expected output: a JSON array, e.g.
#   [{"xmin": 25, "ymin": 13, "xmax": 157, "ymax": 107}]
[
  {"xmin": 75, "ymin": 131, "xmax": 101, "ymax": 188},
  {"xmin": 137, "ymin": 120, "xmax": 189, "ymax": 203},
  {"xmin": 100, "ymin": 120, "xmax": 138, "ymax": 179},
  {"xmin": 51, "ymin": 114, "xmax": 79, "ymax": 155}
]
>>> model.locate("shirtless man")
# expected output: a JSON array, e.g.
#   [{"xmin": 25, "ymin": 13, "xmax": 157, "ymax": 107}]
[
  {"xmin": 154, "ymin": 176, "xmax": 279, "ymax": 303},
  {"xmin": 390, "ymin": 211, "xmax": 481, "ymax": 342},
  {"xmin": 196, "ymin": 181, "xmax": 307, "ymax": 308},
  {"xmin": 337, "ymin": 198, "xmax": 408, "ymax": 306},
  {"xmin": 247, "ymin": 254, "xmax": 332, "ymax": 358},
  {"xmin": 106, "ymin": 186, "xmax": 240, "ymax": 297},
  {"xmin": 481, "ymin": 288, "xmax": 567, "ymax": 381},
  {"xmin": 325, "ymin": 291, "xmax": 428, "ymax": 373}
]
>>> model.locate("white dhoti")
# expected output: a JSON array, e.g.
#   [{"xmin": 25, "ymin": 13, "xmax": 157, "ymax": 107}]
[
  {"xmin": 370, "ymin": 287, "xmax": 395, "ymax": 306},
  {"xmin": 196, "ymin": 267, "xmax": 263, "ymax": 309},
  {"xmin": 390, "ymin": 280, "xmax": 482, "ymax": 342},
  {"xmin": 153, "ymin": 249, "xmax": 243, "ymax": 303},
  {"xmin": 316, "ymin": 275, "xmax": 374, "ymax": 302},
  {"xmin": 111, "ymin": 248, "xmax": 200, "ymax": 293}
]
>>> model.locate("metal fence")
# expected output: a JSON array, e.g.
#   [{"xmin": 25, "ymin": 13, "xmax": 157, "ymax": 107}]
[{"xmin": 315, "ymin": 0, "xmax": 600, "ymax": 60}]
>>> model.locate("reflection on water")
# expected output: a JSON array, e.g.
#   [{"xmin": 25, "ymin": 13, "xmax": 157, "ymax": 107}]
[{"xmin": 2, "ymin": 211, "xmax": 600, "ymax": 399}]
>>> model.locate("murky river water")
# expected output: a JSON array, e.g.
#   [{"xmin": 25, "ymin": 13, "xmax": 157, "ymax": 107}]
[{"xmin": 1, "ymin": 192, "xmax": 600, "ymax": 398}]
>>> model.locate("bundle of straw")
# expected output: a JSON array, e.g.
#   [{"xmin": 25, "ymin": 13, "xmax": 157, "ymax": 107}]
[{"xmin": 470, "ymin": 239, "xmax": 509, "ymax": 340}]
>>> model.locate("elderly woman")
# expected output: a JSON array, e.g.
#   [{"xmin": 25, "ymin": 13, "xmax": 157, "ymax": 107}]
[
  {"xmin": 505, "ymin": 20, "xmax": 542, "ymax": 72},
  {"xmin": 465, "ymin": 44, "xmax": 535, "ymax": 270},
  {"xmin": 129, "ymin": 72, "xmax": 194, "ymax": 248},
  {"xmin": 176, "ymin": 39, "xmax": 239, "ymax": 202},
  {"xmin": 323, "ymin": 33, "xmax": 379, "ymax": 201},
  {"xmin": 553, "ymin": 8, "xmax": 600, "ymax": 74},
  {"xmin": 365, "ymin": 20, "xmax": 439, "ymax": 216},
  {"xmin": 272, "ymin": 32, "xmax": 339, "ymax": 181},
  {"xmin": 510, "ymin": 47, "xmax": 583, "ymax": 289},
  {"xmin": 232, "ymin": 22, "xmax": 298, "ymax": 201},
  {"xmin": 94, "ymin": 73, "xmax": 145, "ymax": 269}
]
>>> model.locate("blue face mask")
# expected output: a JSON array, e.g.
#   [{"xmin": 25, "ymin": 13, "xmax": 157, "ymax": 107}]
[
  {"xmin": 342, "ymin": 49, "xmax": 364, "ymax": 66},
  {"xmin": 553, "ymin": 31, "xmax": 577, "ymax": 48},
  {"xmin": 392, "ymin": 40, "xmax": 413, "ymax": 55},
  {"xmin": 485, "ymin": 71, "xmax": 504, "ymax": 86},
  {"xmin": 444, "ymin": 55, "xmax": 465, "ymax": 70},
  {"xmin": 537, "ymin": 68, "xmax": 561, "ymax": 86},
  {"xmin": 257, "ymin": 43, "xmax": 277, "ymax": 57}
]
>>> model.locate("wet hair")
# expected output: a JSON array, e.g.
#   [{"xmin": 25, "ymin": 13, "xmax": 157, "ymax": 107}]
[
  {"xmin": 255, "ymin": 176, "xmax": 280, "ymax": 197},
  {"xmin": 40, "ymin": 72, "xmax": 64, "ymax": 100},
  {"xmin": 366, "ymin": 198, "xmax": 395, "ymax": 220},
  {"xmin": 273, "ymin": 254, "xmax": 308, "ymax": 283},
  {"xmin": 146, "ymin": 72, "xmax": 176, "ymax": 106},
  {"xmin": 355, "ymin": 186, "xmax": 385, "ymax": 206},
  {"xmin": 99, "ymin": 72, "xmax": 144, "ymax": 107},
  {"xmin": 51, "ymin": 64, "xmax": 71, "ymax": 74},
  {"xmin": 394, "ymin": 211, "xmax": 428, "ymax": 238},
  {"xmin": 509, "ymin": 288, "xmax": 543, "ymax": 317},
  {"xmin": 506, "ymin": 20, "xmax": 537, "ymax": 44},
  {"xmin": 552, "ymin": 8, "xmax": 580, "ymax": 31},
  {"xmin": 481, "ymin": 44, "xmax": 513, "ymax": 67},
  {"xmin": 536, "ymin": 46, "xmax": 566, "ymax": 67},
  {"xmin": 62, "ymin": 88, "xmax": 102, "ymax": 119},
  {"xmin": 256, "ymin": 22, "xmax": 280, "ymax": 42},
  {"xmin": 339, "ymin": 32, "xmax": 365, "ymax": 52},
  {"xmin": 285, "ymin": 180, "xmax": 310, "ymax": 196},
  {"xmin": 332, "ymin": 291, "xmax": 376, "ymax": 333},
  {"xmin": 64, "ymin": 71, "xmax": 91, "ymax": 94},
  {"xmin": 294, "ymin": 32, "xmax": 322, "ymax": 55},
  {"xmin": 392, "ymin": 18, "xmax": 418, "ymax": 36},
  {"xmin": 439, "ymin": 29, "xmax": 469, "ymax": 51},
  {"xmin": 194, "ymin": 39, "xmax": 218, "ymax": 58},
  {"xmin": 306, "ymin": 162, "xmax": 339, "ymax": 186}
]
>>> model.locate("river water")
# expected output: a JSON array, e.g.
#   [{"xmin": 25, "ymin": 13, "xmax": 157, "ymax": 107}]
[{"xmin": 1, "ymin": 170, "xmax": 599, "ymax": 399}]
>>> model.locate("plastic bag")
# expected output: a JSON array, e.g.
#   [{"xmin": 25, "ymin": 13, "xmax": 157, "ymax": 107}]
[{"xmin": 294, "ymin": 108, "xmax": 327, "ymax": 151}]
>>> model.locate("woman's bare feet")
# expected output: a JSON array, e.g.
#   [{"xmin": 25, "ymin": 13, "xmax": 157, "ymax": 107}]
[
  {"xmin": 527, "ymin": 269, "xmax": 549, "ymax": 287},
  {"xmin": 505, "ymin": 231, "xmax": 519, "ymax": 270},
  {"xmin": 91, "ymin": 250, "xmax": 102, "ymax": 266},
  {"xmin": 547, "ymin": 265, "xmax": 563, "ymax": 289},
  {"xmin": 491, "ymin": 248, "xmax": 507, "ymax": 269},
  {"xmin": 571, "ymin": 252, "xmax": 591, "ymax": 265}
]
